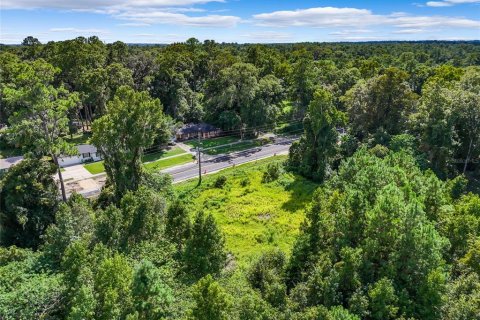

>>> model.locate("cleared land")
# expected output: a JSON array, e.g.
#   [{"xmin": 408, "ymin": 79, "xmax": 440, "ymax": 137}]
[{"xmin": 175, "ymin": 156, "xmax": 319, "ymax": 266}]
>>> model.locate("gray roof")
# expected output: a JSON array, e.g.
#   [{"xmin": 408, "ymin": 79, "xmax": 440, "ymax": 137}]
[
  {"xmin": 0, "ymin": 156, "xmax": 24, "ymax": 170},
  {"xmin": 177, "ymin": 123, "xmax": 220, "ymax": 135},
  {"xmin": 76, "ymin": 144, "xmax": 97, "ymax": 154}
]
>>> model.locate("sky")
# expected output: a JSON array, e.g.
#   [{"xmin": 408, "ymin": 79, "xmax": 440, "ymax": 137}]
[{"xmin": 1, "ymin": 0, "xmax": 479, "ymax": 44}]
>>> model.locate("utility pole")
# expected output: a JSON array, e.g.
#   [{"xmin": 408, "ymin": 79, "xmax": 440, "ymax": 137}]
[{"xmin": 197, "ymin": 129, "xmax": 202, "ymax": 185}]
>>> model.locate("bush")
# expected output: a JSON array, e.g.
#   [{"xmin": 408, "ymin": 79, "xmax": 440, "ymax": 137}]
[
  {"xmin": 240, "ymin": 177, "xmax": 250, "ymax": 187},
  {"xmin": 369, "ymin": 144, "xmax": 389, "ymax": 158},
  {"xmin": 247, "ymin": 249, "xmax": 287, "ymax": 307},
  {"xmin": 214, "ymin": 175, "xmax": 228, "ymax": 188},
  {"xmin": 262, "ymin": 163, "xmax": 282, "ymax": 183}
]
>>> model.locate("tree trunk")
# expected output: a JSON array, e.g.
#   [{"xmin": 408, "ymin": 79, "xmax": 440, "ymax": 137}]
[
  {"xmin": 463, "ymin": 138, "xmax": 473, "ymax": 174},
  {"xmin": 53, "ymin": 154, "xmax": 67, "ymax": 202}
]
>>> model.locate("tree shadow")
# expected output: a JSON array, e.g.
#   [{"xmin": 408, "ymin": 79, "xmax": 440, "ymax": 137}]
[{"xmin": 281, "ymin": 175, "xmax": 319, "ymax": 213}]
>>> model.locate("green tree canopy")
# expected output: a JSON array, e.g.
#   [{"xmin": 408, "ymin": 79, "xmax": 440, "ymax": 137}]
[{"xmin": 91, "ymin": 86, "xmax": 168, "ymax": 200}]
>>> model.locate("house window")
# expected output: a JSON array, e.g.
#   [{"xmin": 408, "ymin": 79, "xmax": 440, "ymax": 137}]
[{"xmin": 82, "ymin": 153, "xmax": 90, "ymax": 158}]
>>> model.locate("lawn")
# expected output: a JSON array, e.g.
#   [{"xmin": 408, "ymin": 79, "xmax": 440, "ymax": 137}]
[
  {"xmin": 142, "ymin": 147, "xmax": 185, "ymax": 163},
  {"xmin": 174, "ymin": 156, "xmax": 319, "ymax": 266},
  {"xmin": 185, "ymin": 136, "xmax": 240, "ymax": 149},
  {"xmin": 83, "ymin": 161, "xmax": 105, "ymax": 174},
  {"xmin": 202, "ymin": 140, "xmax": 261, "ymax": 155},
  {"xmin": 144, "ymin": 153, "xmax": 194, "ymax": 171},
  {"xmin": 84, "ymin": 152, "xmax": 194, "ymax": 174},
  {"xmin": 65, "ymin": 132, "xmax": 91, "ymax": 145}
]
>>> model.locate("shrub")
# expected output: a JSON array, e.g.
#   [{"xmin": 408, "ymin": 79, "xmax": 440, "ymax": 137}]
[
  {"xmin": 214, "ymin": 175, "xmax": 227, "ymax": 188},
  {"xmin": 262, "ymin": 163, "xmax": 282, "ymax": 183},
  {"xmin": 369, "ymin": 144, "xmax": 389, "ymax": 158},
  {"xmin": 240, "ymin": 177, "xmax": 250, "ymax": 187}
]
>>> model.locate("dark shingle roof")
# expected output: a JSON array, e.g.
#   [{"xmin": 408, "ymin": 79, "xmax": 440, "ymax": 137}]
[{"xmin": 177, "ymin": 123, "xmax": 220, "ymax": 135}]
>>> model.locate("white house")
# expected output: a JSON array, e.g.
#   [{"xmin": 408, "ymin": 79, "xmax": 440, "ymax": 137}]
[
  {"xmin": 0, "ymin": 144, "xmax": 102, "ymax": 174},
  {"xmin": 58, "ymin": 144, "xmax": 102, "ymax": 167}
]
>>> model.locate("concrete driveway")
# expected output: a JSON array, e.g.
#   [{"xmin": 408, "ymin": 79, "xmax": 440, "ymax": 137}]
[{"xmin": 58, "ymin": 164, "xmax": 95, "ymax": 181}]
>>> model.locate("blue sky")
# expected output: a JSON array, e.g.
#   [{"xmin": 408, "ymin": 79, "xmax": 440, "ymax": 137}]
[{"xmin": 1, "ymin": 0, "xmax": 479, "ymax": 44}]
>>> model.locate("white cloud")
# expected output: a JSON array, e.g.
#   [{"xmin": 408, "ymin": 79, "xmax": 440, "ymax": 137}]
[
  {"xmin": 239, "ymin": 31, "xmax": 293, "ymax": 42},
  {"xmin": 117, "ymin": 11, "xmax": 240, "ymax": 27},
  {"xmin": 132, "ymin": 33, "xmax": 155, "ymax": 37},
  {"xmin": 393, "ymin": 16, "xmax": 480, "ymax": 28},
  {"xmin": 253, "ymin": 6, "xmax": 480, "ymax": 32},
  {"xmin": 392, "ymin": 28, "xmax": 427, "ymax": 34},
  {"xmin": 339, "ymin": 36, "xmax": 383, "ymax": 41},
  {"xmin": 329, "ymin": 29, "xmax": 373, "ymax": 36},
  {"xmin": 128, "ymin": 33, "xmax": 187, "ymax": 43},
  {"xmin": 1, "ymin": 0, "xmax": 238, "ymax": 28},
  {"xmin": 253, "ymin": 7, "xmax": 389, "ymax": 28},
  {"xmin": 117, "ymin": 22, "xmax": 151, "ymax": 27},
  {"xmin": 426, "ymin": 1, "xmax": 454, "ymax": 6},
  {"xmin": 49, "ymin": 27, "xmax": 110, "ymax": 34},
  {"xmin": 0, "ymin": 0, "xmax": 224, "ymax": 10},
  {"xmin": 426, "ymin": 0, "xmax": 480, "ymax": 6}
]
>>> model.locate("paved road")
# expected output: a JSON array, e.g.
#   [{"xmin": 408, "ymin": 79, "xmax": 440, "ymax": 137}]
[
  {"xmin": 166, "ymin": 136, "xmax": 294, "ymax": 182},
  {"xmin": 78, "ymin": 137, "xmax": 295, "ymax": 198}
]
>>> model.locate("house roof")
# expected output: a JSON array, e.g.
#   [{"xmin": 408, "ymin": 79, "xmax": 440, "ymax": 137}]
[
  {"xmin": 77, "ymin": 144, "xmax": 97, "ymax": 154},
  {"xmin": 0, "ymin": 156, "xmax": 24, "ymax": 170},
  {"xmin": 177, "ymin": 123, "xmax": 220, "ymax": 135}
]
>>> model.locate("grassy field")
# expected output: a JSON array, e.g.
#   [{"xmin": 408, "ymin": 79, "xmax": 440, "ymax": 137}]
[
  {"xmin": 185, "ymin": 136, "xmax": 240, "ymax": 149},
  {"xmin": 84, "ymin": 152, "xmax": 194, "ymax": 174},
  {"xmin": 174, "ymin": 156, "xmax": 319, "ymax": 266}
]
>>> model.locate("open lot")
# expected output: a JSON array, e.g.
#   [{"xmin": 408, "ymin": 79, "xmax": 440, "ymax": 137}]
[{"xmin": 175, "ymin": 156, "xmax": 319, "ymax": 266}]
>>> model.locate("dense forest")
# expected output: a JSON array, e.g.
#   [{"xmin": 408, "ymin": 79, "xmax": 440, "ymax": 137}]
[{"xmin": 0, "ymin": 37, "xmax": 479, "ymax": 319}]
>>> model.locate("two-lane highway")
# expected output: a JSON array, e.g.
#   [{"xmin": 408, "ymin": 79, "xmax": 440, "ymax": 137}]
[
  {"xmin": 166, "ymin": 136, "xmax": 294, "ymax": 182},
  {"xmin": 78, "ymin": 136, "xmax": 296, "ymax": 198}
]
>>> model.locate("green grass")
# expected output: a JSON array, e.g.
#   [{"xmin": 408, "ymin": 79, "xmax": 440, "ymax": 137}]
[
  {"xmin": 175, "ymin": 156, "xmax": 319, "ymax": 266},
  {"xmin": 84, "ymin": 148, "xmax": 191, "ymax": 174},
  {"xmin": 142, "ymin": 147, "xmax": 185, "ymax": 163},
  {"xmin": 185, "ymin": 136, "xmax": 240, "ymax": 149},
  {"xmin": 202, "ymin": 140, "xmax": 262, "ymax": 155},
  {"xmin": 84, "ymin": 161, "xmax": 105, "ymax": 174},
  {"xmin": 144, "ymin": 153, "xmax": 194, "ymax": 171},
  {"xmin": 65, "ymin": 132, "xmax": 91, "ymax": 145}
]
